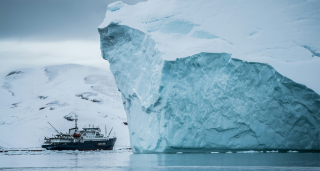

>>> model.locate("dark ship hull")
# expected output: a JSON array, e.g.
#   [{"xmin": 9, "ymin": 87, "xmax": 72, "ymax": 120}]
[{"xmin": 42, "ymin": 138, "xmax": 116, "ymax": 151}]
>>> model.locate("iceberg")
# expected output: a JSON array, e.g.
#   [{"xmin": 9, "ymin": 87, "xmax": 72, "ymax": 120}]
[{"xmin": 99, "ymin": 0, "xmax": 320, "ymax": 153}]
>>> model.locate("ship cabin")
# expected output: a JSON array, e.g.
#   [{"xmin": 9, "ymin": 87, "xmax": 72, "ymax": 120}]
[{"xmin": 80, "ymin": 127, "xmax": 105, "ymax": 139}]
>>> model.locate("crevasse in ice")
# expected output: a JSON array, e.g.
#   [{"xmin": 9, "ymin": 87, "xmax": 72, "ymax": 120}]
[{"xmin": 99, "ymin": 1, "xmax": 320, "ymax": 153}]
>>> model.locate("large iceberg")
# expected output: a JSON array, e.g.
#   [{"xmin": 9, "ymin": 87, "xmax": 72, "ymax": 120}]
[{"xmin": 99, "ymin": 0, "xmax": 320, "ymax": 153}]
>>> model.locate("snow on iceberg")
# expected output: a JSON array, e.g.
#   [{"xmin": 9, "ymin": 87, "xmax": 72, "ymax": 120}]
[
  {"xmin": 107, "ymin": 1, "xmax": 125, "ymax": 12},
  {"xmin": 99, "ymin": 0, "xmax": 320, "ymax": 94},
  {"xmin": 99, "ymin": 0, "xmax": 320, "ymax": 153}
]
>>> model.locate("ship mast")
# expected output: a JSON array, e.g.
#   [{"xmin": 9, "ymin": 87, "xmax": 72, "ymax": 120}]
[
  {"xmin": 105, "ymin": 125, "xmax": 107, "ymax": 138},
  {"xmin": 75, "ymin": 114, "xmax": 78, "ymax": 129}
]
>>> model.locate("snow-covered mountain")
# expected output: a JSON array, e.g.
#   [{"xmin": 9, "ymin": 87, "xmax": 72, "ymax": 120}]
[
  {"xmin": 98, "ymin": 0, "xmax": 320, "ymax": 153},
  {"xmin": 0, "ymin": 64, "xmax": 129, "ymax": 149}
]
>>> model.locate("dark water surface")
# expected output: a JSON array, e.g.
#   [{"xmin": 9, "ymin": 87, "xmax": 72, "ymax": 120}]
[{"xmin": 0, "ymin": 151, "xmax": 319, "ymax": 170}]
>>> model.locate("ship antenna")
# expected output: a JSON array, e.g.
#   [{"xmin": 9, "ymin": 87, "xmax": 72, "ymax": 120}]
[{"xmin": 48, "ymin": 122, "xmax": 59, "ymax": 134}]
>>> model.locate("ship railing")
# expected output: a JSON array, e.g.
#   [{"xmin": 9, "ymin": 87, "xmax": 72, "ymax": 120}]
[{"xmin": 43, "ymin": 140, "xmax": 51, "ymax": 144}]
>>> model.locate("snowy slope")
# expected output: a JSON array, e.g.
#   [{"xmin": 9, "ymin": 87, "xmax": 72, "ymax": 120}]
[
  {"xmin": 99, "ymin": 0, "xmax": 320, "ymax": 94},
  {"xmin": 0, "ymin": 64, "xmax": 129, "ymax": 149}
]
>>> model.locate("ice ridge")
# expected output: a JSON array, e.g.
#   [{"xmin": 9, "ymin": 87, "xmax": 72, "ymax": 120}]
[{"xmin": 99, "ymin": 23, "xmax": 320, "ymax": 153}]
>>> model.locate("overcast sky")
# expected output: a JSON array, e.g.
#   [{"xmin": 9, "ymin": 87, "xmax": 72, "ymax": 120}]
[{"xmin": 0, "ymin": 0, "xmax": 145, "ymax": 77}]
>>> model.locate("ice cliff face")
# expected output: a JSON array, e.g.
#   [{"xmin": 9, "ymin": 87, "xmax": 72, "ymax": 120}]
[
  {"xmin": 99, "ymin": 24, "xmax": 320, "ymax": 153},
  {"xmin": 99, "ymin": 0, "xmax": 320, "ymax": 153}
]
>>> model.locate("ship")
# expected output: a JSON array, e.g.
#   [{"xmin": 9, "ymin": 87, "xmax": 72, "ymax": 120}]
[{"xmin": 42, "ymin": 114, "xmax": 116, "ymax": 151}]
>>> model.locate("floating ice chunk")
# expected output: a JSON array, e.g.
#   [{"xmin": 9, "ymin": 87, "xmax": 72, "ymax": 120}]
[
  {"xmin": 266, "ymin": 150, "xmax": 279, "ymax": 153},
  {"xmin": 236, "ymin": 150, "xmax": 263, "ymax": 153},
  {"xmin": 288, "ymin": 150, "xmax": 298, "ymax": 153},
  {"xmin": 210, "ymin": 152, "xmax": 219, "ymax": 153}
]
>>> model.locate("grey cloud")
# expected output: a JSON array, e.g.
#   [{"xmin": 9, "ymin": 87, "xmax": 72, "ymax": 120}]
[{"xmin": 0, "ymin": 0, "xmax": 145, "ymax": 41}]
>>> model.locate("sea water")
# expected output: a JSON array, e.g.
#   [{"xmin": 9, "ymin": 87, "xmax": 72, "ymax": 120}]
[{"xmin": 0, "ymin": 150, "xmax": 319, "ymax": 170}]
